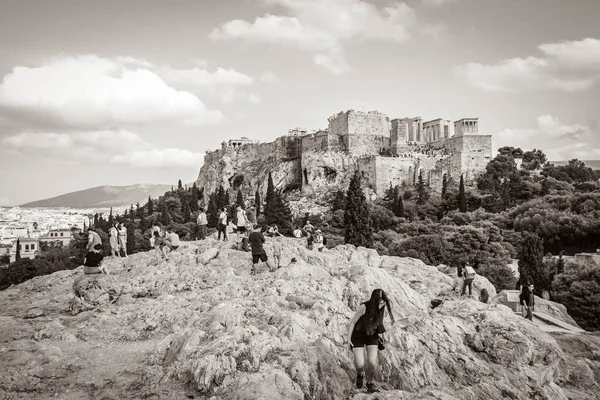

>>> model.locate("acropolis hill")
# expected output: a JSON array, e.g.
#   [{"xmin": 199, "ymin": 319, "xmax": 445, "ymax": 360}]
[{"xmin": 196, "ymin": 110, "xmax": 492, "ymax": 203}]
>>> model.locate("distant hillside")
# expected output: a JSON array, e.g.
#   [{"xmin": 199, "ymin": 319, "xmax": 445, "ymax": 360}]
[
  {"xmin": 551, "ymin": 160, "xmax": 600, "ymax": 169},
  {"xmin": 21, "ymin": 184, "xmax": 172, "ymax": 208}
]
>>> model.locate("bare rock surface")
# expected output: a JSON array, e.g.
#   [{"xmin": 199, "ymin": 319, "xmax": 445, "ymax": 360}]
[{"xmin": 0, "ymin": 237, "xmax": 599, "ymax": 399}]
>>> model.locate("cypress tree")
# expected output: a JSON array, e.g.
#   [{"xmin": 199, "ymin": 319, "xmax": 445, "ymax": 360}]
[
  {"xmin": 207, "ymin": 192, "xmax": 219, "ymax": 228},
  {"xmin": 130, "ymin": 204, "xmax": 135, "ymax": 221},
  {"xmin": 458, "ymin": 174, "xmax": 467, "ymax": 213},
  {"xmin": 395, "ymin": 193, "xmax": 405, "ymax": 218},
  {"xmin": 332, "ymin": 189, "xmax": 346, "ymax": 212},
  {"xmin": 108, "ymin": 208, "xmax": 114, "ymax": 227},
  {"xmin": 216, "ymin": 185, "xmax": 226, "ymax": 211},
  {"xmin": 442, "ymin": 174, "xmax": 448, "ymax": 197},
  {"xmin": 135, "ymin": 202, "xmax": 141, "ymax": 218},
  {"xmin": 93, "ymin": 213, "xmax": 99, "ymax": 228},
  {"xmin": 344, "ymin": 171, "xmax": 373, "ymax": 247},
  {"xmin": 265, "ymin": 172, "xmax": 277, "ymax": 220},
  {"xmin": 266, "ymin": 189, "xmax": 293, "ymax": 234},
  {"xmin": 15, "ymin": 238, "xmax": 21, "ymax": 261},
  {"xmin": 148, "ymin": 196, "xmax": 154, "ymax": 214},
  {"xmin": 83, "ymin": 220, "xmax": 87, "ymax": 232},
  {"xmin": 236, "ymin": 190, "xmax": 245, "ymax": 208},
  {"xmin": 126, "ymin": 223, "xmax": 135, "ymax": 254},
  {"xmin": 517, "ymin": 232, "xmax": 546, "ymax": 295},
  {"xmin": 416, "ymin": 172, "xmax": 429, "ymax": 206},
  {"xmin": 255, "ymin": 190, "xmax": 261, "ymax": 216},
  {"xmin": 178, "ymin": 179, "xmax": 183, "ymax": 190},
  {"xmin": 225, "ymin": 189, "xmax": 230, "ymax": 208},
  {"xmin": 182, "ymin": 201, "xmax": 192, "ymax": 222}
]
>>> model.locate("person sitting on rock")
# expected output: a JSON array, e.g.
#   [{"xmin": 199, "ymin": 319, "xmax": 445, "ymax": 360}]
[
  {"xmin": 479, "ymin": 288, "xmax": 490, "ymax": 304},
  {"xmin": 347, "ymin": 289, "xmax": 395, "ymax": 394},
  {"xmin": 165, "ymin": 227, "xmax": 180, "ymax": 251},
  {"xmin": 248, "ymin": 224, "xmax": 275, "ymax": 275},
  {"xmin": 83, "ymin": 243, "xmax": 107, "ymax": 275},
  {"xmin": 293, "ymin": 226, "xmax": 303, "ymax": 238},
  {"xmin": 153, "ymin": 231, "xmax": 169, "ymax": 263}
]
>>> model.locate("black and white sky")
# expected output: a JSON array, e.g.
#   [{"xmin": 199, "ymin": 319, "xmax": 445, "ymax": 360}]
[{"xmin": 0, "ymin": 0, "xmax": 599, "ymax": 205}]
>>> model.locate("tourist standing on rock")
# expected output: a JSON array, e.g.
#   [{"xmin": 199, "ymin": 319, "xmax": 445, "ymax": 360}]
[
  {"xmin": 303, "ymin": 221, "xmax": 314, "ymax": 234},
  {"xmin": 82, "ymin": 243, "xmax": 106, "ymax": 275},
  {"xmin": 108, "ymin": 223, "xmax": 120, "ymax": 257},
  {"xmin": 453, "ymin": 264, "xmax": 464, "ymax": 292},
  {"xmin": 272, "ymin": 240, "xmax": 282, "ymax": 269},
  {"xmin": 86, "ymin": 227, "xmax": 102, "ymax": 252},
  {"xmin": 235, "ymin": 205, "xmax": 249, "ymax": 246},
  {"xmin": 306, "ymin": 231, "xmax": 314, "ymax": 250},
  {"xmin": 519, "ymin": 283, "xmax": 535, "ymax": 321},
  {"xmin": 248, "ymin": 224, "xmax": 275, "ymax": 274},
  {"xmin": 461, "ymin": 262, "xmax": 476, "ymax": 297},
  {"xmin": 246, "ymin": 204, "xmax": 257, "ymax": 225},
  {"xmin": 118, "ymin": 223, "xmax": 128, "ymax": 258},
  {"xmin": 153, "ymin": 231, "xmax": 169, "ymax": 263},
  {"xmin": 197, "ymin": 207, "xmax": 208, "ymax": 240},
  {"xmin": 314, "ymin": 229, "xmax": 324, "ymax": 252},
  {"xmin": 347, "ymin": 289, "xmax": 395, "ymax": 394},
  {"xmin": 217, "ymin": 207, "xmax": 228, "ymax": 241}
]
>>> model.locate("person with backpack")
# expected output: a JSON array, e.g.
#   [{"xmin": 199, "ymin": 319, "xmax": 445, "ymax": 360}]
[
  {"xmin": 461, "ymin": 262, "xmax": 476, "ymax": 296},
  {"xmin": 347, "ymin": 289, "xmax": 395, "ymax": 394},
  {"xmin": 235, "ymin": 205, "xmax": 249, "ymax": 247},
  {"xmin": 217, "ymin": 207, "xmax": 228, "ymax": 241},
  {"xmin": 197, "ymin": 207, "xmax": 208, "ymax": 240},
  {"xmin": 248, "ymin": 224, "xmax": 275, "ymax": 274},
  {"xmin": 82, "ymin": 243, "xmax": 105, "ymax": 275},
  {"xmin": 86, "ymin": 227, "xmax": 102, "ymax": 252}
]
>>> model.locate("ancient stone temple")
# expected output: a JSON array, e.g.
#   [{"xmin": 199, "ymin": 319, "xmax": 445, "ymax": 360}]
[{"xmin": 196, "ymin": 109, "xmax": 492, "ymax": 202}]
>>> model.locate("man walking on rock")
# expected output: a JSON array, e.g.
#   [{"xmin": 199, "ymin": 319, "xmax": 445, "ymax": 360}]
[
  {"xmin": 197, "ymin": 207, "xmax": 208, "ymax": 240},
  {"xmin": 217, "ymin": 207, "xmax": 228, "ymax": 241},
  {"xmin": 249, "ymin": 224, "xmax": 275, "ymax": 275}
]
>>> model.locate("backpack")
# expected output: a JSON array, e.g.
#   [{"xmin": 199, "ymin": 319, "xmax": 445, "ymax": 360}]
[{"xmin": 464, "ymin": 266, "xmax": 476, "ymax": 278}]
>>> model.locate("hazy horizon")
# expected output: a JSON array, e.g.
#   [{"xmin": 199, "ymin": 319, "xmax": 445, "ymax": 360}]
[{"xmin": 1, "ymin": 0, "xmax": 599, "ymax": 205}]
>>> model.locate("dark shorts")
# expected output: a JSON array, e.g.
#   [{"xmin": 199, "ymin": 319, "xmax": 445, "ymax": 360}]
[
  {"xmin": 351, "ymin": 330, "xmax": 379, "ymax": 348},
  {"xmin": 252, "ymin": 253, "xmax": 268, "ymax": 263},
  {"xmin": 237, "ymin": 226, "xmax": 247, "ymax": 233}
]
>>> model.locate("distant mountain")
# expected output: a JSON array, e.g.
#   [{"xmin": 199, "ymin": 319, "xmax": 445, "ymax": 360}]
[
  {"xmin": 551, "ymin": 160, "xmax": 600, "ymax": 169},
  {"xmin": 21, "ymin": 184, "xmax": 172, "ymax": 208}
]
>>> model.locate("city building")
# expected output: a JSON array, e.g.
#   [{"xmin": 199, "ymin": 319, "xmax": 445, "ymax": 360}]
[
  {"xmin": 7, "ymin": 237, "xmax": 40, "ymax": 263},
  {"xmin": 39, "ymin": 228, "xmax": 74, "ymax": 247}
]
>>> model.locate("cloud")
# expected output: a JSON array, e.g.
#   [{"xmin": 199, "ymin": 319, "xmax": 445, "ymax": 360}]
[
  {"xmin": 258, "ymin": 71, "xmax": 278, "ymax": 84},
  {"xmin": 495, "ymin": 115, "xmax": 600, "ymax": 160},
  {"xmin": 421, "ymin": 0, "xmax": 461, "ymax": 6},
  {"xmin": 160, "ymin": 66, "xmax": 254, "ymax": 87},
  {"xmin": 0, "ymin": 55, "xmax": 224, "ymax": 129},
  {"xmin": 210, "ymin": 0, "xmax": 416, "ymax": 74},
  {"xmin": 456, "ymin": 38, "xmax": 600, "ymax": 92},
  {"xmin": 1, "ymin": 130, "xmax": 204, "ymax": 168},
  {"xmin": 421, "ymin": 22, "xmax": 447, "ymax": 41}
]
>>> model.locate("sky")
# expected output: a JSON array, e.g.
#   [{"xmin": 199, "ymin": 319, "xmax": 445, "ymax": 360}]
[{"xmin": 0, "ymin": 0, "xmax": 599, "ymax": 205}]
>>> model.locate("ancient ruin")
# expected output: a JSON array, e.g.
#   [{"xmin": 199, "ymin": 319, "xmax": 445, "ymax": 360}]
[{"xmin": 197, "ymin": 109, "xmax": 492, "ymax": 199}]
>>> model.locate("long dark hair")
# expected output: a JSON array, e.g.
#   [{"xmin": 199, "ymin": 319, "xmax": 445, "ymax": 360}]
[
  {"xmin": 480, "ymin": 288, "xmax": 490, "ymax": 303},
  {"xmin": 364, "ymin": 289, "xmax": 393, "ymax": 335}
]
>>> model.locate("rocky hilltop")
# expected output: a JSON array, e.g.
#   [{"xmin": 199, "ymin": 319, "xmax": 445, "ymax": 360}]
[{"xmin": 1, "ymin": 239, "xmax": 599, "ymax": 399}]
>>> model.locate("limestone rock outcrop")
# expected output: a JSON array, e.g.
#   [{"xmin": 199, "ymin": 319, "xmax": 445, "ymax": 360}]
[{"xmin": 0, "ymin": 238, "xmax": 598, "ymax": 399}]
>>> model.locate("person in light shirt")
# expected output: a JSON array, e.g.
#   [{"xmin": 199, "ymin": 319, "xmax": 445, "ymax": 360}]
[{"xmin": 165, "ymin": 227, "xmax": 180, "ymax": 251}]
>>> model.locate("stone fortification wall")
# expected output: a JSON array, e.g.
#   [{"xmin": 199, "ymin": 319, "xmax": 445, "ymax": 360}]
[
  {"xmin": 443, "ymin": 135, "xmax": 492, "ymax": 182},
  {"xmin": 301, "ymin": 131, "xmax": 330, "ymax": 153},
  {"xmin": 347, "ymin": 134, "xmax": 390, "ymax": 157},
  {"xmin": 196, "ymin": 140, "xmax": 297, "ymax": 202}
]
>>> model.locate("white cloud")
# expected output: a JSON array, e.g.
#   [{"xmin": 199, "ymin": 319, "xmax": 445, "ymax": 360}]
[
  {"xmin": 421, "ymin": 22, "xmax": 447, "ymax": 41},
  {"xmin": 161, "ymin": 66, "xmax": 254, "ymax": 87},
  {"xmin": 421, "ymin": 0, "xmax": 461, "ymax": 6},
  {"xmin": 1, "ymin": 130, "xmax": 204, "ymax": 168},
  {"xmin": 210, "ymin": 0, "xmax": 416, "ymax": 74},
  {"xmin": 258, "ymin": 71, "xmax": 278, "ymax": 84},
  {"xmin": 456, "ymin": 38, "xmax": 600, "ymax": 92},
  {"xmin": 495, "ymin": 115, "xmax": 600, "ymax": 160},
  {"xmin": 0, "ymin": 55, "xmax": 224, "ymax": 129}
]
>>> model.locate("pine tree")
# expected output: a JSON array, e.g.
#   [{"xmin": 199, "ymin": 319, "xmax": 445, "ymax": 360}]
[
  {"xmin": 458, "ymin": 174, "xmax": 467, "ymax": 213},
  {"xmin": 344, "ymin": 171, "xmax": 373, "ymax": 247},
  {"xmin": 161, "ymin": 209, "xmax": 171, "ymax": 226},
  {"xmin": 93, "ymin": 213, "xmax": 99, "ymax": 228},
  {"xmin": 148, "ymin": 196, "xmax": 154, "ymax": 214},
  {"xmin": 265, "ymin": 172, "xmax": 277, "ymax": 220},
  {"xmin": 442, "ymin": 174, "xmax": 448, "ymax": 197},
  {"xmin": 15, "ymin": 238, "xmax": 21, "ymax": 261},
  {"xmin": 517, "ymin": 232, "xmax": 546, "ymax": 295},
  {"xmin": 178, "ymin": 179, "xmax": 183, "ymax": 190},
  {"xmin": 332, "ymin": 189, "xmax": 346, "ymax": 212},
  {"xmin": 266, "ymin": 189, "xmax": 293, "ymax": 234},
  {"xmin": 416, "ymin": 172, "xmax": 429, "ymax": 206},
  {"xmin": 255, "ymin": 190, "xmax": 261, "ymax": 216},
  {"xmin": 236, "ymin": 190, "xmax": 245, "ymax": 208}
]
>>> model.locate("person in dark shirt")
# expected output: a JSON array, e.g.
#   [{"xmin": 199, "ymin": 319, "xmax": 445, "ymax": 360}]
[
  {"xmin": 83, "ymin": 243, "xmax": 106, "ymax": 275},
  {"xmin": 520, "ymin": 283, "xmax": 535, "ymax": 321},
  {"xmin": 248, "ymin": 224, "xmax": 275, "ymax": 275}
]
